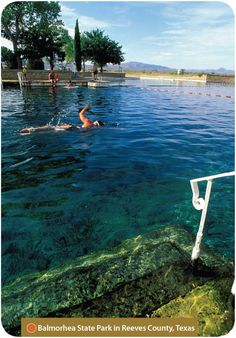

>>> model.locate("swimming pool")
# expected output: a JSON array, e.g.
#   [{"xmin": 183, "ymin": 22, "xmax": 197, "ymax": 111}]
[{"xmin": 1, "ymin": 79, "xmax": 234, "ymax": 284}]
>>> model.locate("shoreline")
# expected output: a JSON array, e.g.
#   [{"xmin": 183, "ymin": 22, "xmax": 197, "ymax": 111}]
[
  {"xmin": 135, "ymin": 76, "xmax": 206, "ymax": 83},
  {"xmin": 125, "ymin": 72, "xmax": 235, "ymax": 85},
  {"xmin": 126, "ymin": 72, "xmax": 206, "ymax": 83}
]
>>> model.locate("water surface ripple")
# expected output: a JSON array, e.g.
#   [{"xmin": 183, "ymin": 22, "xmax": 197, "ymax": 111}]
[{"xmin": 1, "ymin": 79, "xmax": 234, "ymax": 283}]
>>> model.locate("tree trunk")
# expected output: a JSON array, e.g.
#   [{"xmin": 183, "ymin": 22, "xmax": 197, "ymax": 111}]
[
  {"xmin": 14, "ymin": 17, "xmax": 22, "ymax": 70},
  {"xmin": 2, "ymin": 21, "xmax": 22, "ymax": 69},
  {"xmin": 12, "ymin": 40, "xmax": 22, "ymax": 69},
  {"xmin": 16, "ymin": 56, "xmax": 22, "ymax": 70}
]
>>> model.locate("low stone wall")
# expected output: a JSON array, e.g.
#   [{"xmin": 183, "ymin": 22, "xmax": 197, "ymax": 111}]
[
  {"xmin": 206, "ymin": 74, "xmax": 235, "ymax": 85},
  {"xmin": 1, "ymin": 70, "xmax": 19, "ymax": 80},
  {"xmin": 126, "ymin": 72, "xmax": 235, "ymax": 85},
  {"xmin": 1, "ymin": 70, "xmax": 125, "ymax": 81},
  {"xmin": 1, "ymin": 70, "xmax": 73, "ymax": 81},
  {"xmin": 126, "ymin": 72, "xmax": 207, "ymax": 82},
  {"xmin": 84, "ymin": 71, "xmax": 126, "ymax": 78}
]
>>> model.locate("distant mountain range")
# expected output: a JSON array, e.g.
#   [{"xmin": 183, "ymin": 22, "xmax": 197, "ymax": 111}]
[
  {"xmin": 187, "ymin": 67, "xmax": 234, "ymax": 75},
  {"xmin": 120, "ymin": 62, "xmax": 175, "ymax": 72},
  {"xmin": 106, "ymin": 61, "xmax": 234, "ymax": 75}
]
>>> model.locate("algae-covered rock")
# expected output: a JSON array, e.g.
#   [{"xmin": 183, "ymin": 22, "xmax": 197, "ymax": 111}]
[
  {"xmin": 151, "ymin": 278, "xmax": 234, "ymax": 336},
  {"xmin": 2, "ymin": 226, "xmax": 234, "ymax": 335}
]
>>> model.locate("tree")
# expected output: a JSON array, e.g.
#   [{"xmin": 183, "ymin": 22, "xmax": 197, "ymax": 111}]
[
  {"xmin": 82, "ymin": 29, "xmax": 124, "ymax": 72},
  {"xmin": 22, "ymin": 26, "xmax": 68, "ymax": 68},
  {"xmin": 80, "ymin": 34, "xmax": 90, "ymax": 72},
  {"xmin": 1, "ymin": 2, "xmax": 25, "ymax": 68},
  {"xmin": 1, "ymin": 47, "xmax": 18, "ymax": 69},
  {"xmin": 62, "ymin": 34, "xmax": 74, "ymax": 64},
  {"xmin": 74, "ymin": 19, "xmax": 82, "ymax": 71},
  {"xmin": 1, "ymin": 1, "xmax": 64, "ymax": 69}
]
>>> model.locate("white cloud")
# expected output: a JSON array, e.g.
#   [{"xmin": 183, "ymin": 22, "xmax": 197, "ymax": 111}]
[
  {"xmin": 162, "ymin": 29, "xmax": 187, "ymax": 35},
  {"xmin": 141, "ymin": 2, "xmax": 234, "ymax": 69},
  {"xmin": 79, "ymin": 15, "xmax": 109, "ymax": 30},
  {"xmin": 142, "ymin": 36, "xmax": 170, "ymax": 46},
  {"xmin": 60, "ymin": 3, "xmax": 109, "ymax": 30},
  {"xmin": 180, "ymin": 4, "xmax": 233, "ymax": 26},
  {"xmin": 162, "ymin": 2, "xmax": 233, "ymax": 24},
  {"xmin": 60, "ymin": 2, "xmax": 129, "ymax": 37},
  {"xmin": 159, "ymin": 52, "xmax": 173, "ymax": 56},
  {"xmin": 60, "ymin": 4, "xmax": 77, "ymax": 20},
  {"xmin": 63, "ymin": 15, "xmax": 110, "ymax": 38}
]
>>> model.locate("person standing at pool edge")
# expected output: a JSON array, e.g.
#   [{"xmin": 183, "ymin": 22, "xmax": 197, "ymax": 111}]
[
  {"xmin": 92, "ymin": 64, "xmax": 98, "ymax": 80},
  {"xmin": 48, "ymin": 66, "xmax": 56, "ymax": 87},
  {"xmin": 22, "ymin": 65, "xmax": 27, "ymax": 79},
  {"xmin": 20, "ymin": 105, "xmax": 104, "ymax": 133}
]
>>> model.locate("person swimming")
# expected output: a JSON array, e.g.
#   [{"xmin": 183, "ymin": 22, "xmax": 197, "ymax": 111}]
[
  {"xmin": 20, "ymin": 105, "xmax": 104, "ymax": 134},
  {"xmin": 67, "ymin": 80, "xmax": 73, "ymax": 87}
]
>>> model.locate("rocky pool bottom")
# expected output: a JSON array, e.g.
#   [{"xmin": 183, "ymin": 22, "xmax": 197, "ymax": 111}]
[{"xmin": 2, "ymin": 226, "xmax": 234, "ymax": 336}]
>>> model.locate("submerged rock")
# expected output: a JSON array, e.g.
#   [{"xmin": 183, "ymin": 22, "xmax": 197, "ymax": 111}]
[
  {"xmin": 151, "ymin": 278, "xmax": 234, "ymax": 336},
  {"xmin": 2, "ymin": 226, "xmax": 234, "ymax": 335}
]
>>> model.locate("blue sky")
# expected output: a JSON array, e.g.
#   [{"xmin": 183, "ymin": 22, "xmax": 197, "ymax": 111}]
[
  {"xmin": 59, "ymin": 0, "xmax": 234, "ymax": 69},
  {"xmin": 1, "ymin": 0, "xmax": 235, "ymax": 69}
]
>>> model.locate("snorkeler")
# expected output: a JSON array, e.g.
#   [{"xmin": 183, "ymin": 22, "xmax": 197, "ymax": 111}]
[{"xmin": 20, "ymin": 105, "xmax": 104, "ymax": 134}]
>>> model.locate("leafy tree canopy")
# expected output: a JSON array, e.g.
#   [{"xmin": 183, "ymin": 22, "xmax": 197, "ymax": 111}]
[
  {"xmin": 1, "ymin": 46, "xmax": 18, "ymax": 69},
  {"xmin": 1, "ymin": 3, "xmax": 125, "ymax": 71},
  {"xmin": 62, "ymin": 32, "xmax": 74, "ymax": 64},
  {"xmin": 1, "ymin": 1, "xmax": 64, "ymax": 68},
  {"xmin": 82, "ymin": 29, "xmax": 124, "ymax": 71}
]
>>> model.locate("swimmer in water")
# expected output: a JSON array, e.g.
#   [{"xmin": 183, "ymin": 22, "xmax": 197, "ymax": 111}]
[
  {"xmin": 67, "ymin": 80, "xmax": 73, "ymax": 87},
  {"xmin": 20, "ymin": 105, "xmax": 104, "ymax": 133}
]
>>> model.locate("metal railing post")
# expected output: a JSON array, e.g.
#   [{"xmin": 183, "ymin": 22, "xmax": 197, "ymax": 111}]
[
  {"xmin": 190, "ymin": 171, "xmax": 235, "ymax": 262},
  {"xmin": 17, "ymin": 72, "xmax": 23, "ymax": 88},
  {"xmin": 191, "ymin": 179, "xmax": 212, "ymax": 260}
]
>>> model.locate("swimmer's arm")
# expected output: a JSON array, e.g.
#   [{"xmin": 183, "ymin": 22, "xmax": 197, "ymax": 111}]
[
  {"xmin": 78, "ymin": 105, "xmax": 93, "ymax": 127},
  {"xmin": 79, "ymin": 105, "xmax": 90, "ymax": 121}
]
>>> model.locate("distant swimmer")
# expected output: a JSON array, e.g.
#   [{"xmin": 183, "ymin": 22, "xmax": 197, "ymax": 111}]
[
  {"xmin": 67, "ymin": 80, "xmax": 73, "ymax": 87},
  {"xmin": 20, "ymin": 105, "xmax": 104, "ymax": 134}
]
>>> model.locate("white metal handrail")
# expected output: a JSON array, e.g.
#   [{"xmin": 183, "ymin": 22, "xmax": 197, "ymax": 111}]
[
  {"xmin": 17, "ymin": 72, "xmax": 24, "ymax": 88},
  {"xmin": 190, "ymin": 171, "xmax": 235, "ymax": 261}
]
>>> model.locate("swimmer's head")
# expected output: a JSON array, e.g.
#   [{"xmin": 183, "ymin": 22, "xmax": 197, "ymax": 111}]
[{"xmin": 93, "ymin": 120, "xmax": 104, "ymax": 126}]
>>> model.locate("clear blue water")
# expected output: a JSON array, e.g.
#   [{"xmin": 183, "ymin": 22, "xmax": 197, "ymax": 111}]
[{"xmin": 1, "ymin": 79, "xmax": 234, "ymax": 284}]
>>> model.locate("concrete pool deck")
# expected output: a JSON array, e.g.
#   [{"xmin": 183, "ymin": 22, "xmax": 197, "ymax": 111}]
[
  {"xmin": 1, "ymin": 70, "xmax": 126, "ymax": 88},
  {"xmin": 2, "ymin": 79, "xmax": 90, "ymax": 87}
]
